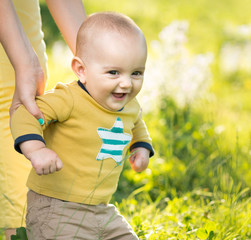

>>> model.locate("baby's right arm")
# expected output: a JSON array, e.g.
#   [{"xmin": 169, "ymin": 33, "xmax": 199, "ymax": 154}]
[
  {"xmin": 20, "ymin": 140, "xmax": 63, "ymax": 175},
  {"xmin": 10, "ymin": 84, "xmax": 73, "ymax": 175}
]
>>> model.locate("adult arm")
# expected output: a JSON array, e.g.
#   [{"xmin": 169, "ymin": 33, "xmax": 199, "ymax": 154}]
[
  {"xmin": 0, "ymin": 0, "xmax": 86, "ymax": 118},
  {"xmin": 45, "ymin": 0, "xmax": 86, "ymax": 54},
  {"xmin": 0, "ymin": 0, "xmax": 45, "ymax": 119}
]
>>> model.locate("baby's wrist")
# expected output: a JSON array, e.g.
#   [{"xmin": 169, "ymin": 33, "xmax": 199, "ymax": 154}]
[{"xmin": 20, "ymin": 140, "xmax": 45, "ymax": 158}]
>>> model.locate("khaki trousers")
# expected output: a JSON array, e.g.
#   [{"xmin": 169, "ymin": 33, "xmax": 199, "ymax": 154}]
[{"xmin": 26, "ymin": 190, "xmax": 139, "ymax": 240}]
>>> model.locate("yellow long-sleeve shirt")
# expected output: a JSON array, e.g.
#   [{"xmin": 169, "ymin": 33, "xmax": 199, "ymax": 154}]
[{"xmin": 11, "ymin": 80, "xmax": 153, "ymax": 205}]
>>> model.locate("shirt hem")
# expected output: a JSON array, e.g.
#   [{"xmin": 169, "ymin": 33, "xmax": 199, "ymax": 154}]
[{"xmin": 27, "ymin": 184, "xmax": 111, "ymax": 206}]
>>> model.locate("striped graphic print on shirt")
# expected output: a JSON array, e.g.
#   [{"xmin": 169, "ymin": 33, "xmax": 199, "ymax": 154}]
[{"xmin": 96, "ymin": 117, "xmax": 132, "ymax": 165}]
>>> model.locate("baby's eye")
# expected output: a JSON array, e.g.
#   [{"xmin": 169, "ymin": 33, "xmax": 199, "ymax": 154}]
[
  {"xmin": 132, "ymin": 71, "xmax": 143, "ymax": 76},
  {"xmin": 108, "ymin": 70, "xmax": 119, "ymax": 75}
]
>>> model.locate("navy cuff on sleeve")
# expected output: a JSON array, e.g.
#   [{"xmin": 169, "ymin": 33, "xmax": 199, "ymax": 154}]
[
  {"xmin": 130, "ymin": 142, "xmax": 154, "ymax": 157},
  {"xmin": 14, "ymin": 134, "xmax": 45, "ymax": 154}
]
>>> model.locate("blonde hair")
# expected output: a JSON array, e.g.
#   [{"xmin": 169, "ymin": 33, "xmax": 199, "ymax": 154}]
[{"xmin": 75, "ymin": 12, "xmax": 145, "ymax": 57}]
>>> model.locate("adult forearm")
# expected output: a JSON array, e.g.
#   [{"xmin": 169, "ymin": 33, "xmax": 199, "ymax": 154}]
[
  {"xmin": 45, "ymin": 0, "xmax": 86, "ymax": 54},
  {"xmin": 0, "ymin": 0, "xmax": 40, "ymax": 72}
]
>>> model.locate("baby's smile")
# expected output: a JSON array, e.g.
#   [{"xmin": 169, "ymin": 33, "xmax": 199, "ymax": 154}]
[{"xmin": 112, "ymin": 92, "xmax": 127, "ymax": 100}]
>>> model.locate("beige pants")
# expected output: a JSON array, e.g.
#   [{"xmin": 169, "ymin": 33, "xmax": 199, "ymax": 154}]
[{"xmin": 26, "ymin": 190, "xmax": 139, "ymax": 240}]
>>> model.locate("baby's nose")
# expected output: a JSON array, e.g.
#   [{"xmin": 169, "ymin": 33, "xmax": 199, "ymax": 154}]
[{"xmin": 120, "ymin": 77, "xmax": 132, "ymax": 89}]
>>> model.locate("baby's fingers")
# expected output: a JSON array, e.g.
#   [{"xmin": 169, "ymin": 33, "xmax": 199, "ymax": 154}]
[
  {"xmin": 35, "ymin": 167, "xmax": 44, "ymax": 176},
  {"xmin": 132, "ymin": 159, "xmax": 143, "ymax": 172},
  {"xmin": 42, "ymin": 167, "xmax": 50, "ymax": 175},
  {"xmin": 47, "ymin": 158, "xmax": 63, "ymax": 174},
  {"xmin": 31, "ymin": 161, "xmax": 45, "ymax": 175},
  {"xmin": 49, "ymin": 161, "xmax": 57, "ymax": 174},
  {"xmin": 56, "ymin": 158, "xmax": 63, "ymax": 171},
  {"xmin": 42, "ymin": 158, "xmax": 62, "ymax": 175}
]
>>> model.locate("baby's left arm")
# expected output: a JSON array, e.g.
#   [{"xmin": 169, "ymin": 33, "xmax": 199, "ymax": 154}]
[{"xmin": 129, "ymin": 147, "xmax": 150, "ymax": 172}]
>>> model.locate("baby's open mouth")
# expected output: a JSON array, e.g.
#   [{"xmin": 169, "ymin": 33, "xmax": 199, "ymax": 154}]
[{"xmin": 112, "ymin": 93, "xmax": 126, "ymax": 99}]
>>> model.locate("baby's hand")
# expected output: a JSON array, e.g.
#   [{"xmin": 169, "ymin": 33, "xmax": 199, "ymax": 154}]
[
  {"xmin": 129, "ymin": 147, "xmax": 150, "ymax": 172},
  {"xmin": 27, "ymin": 147, "xmax": 63, "ymax": 175}
]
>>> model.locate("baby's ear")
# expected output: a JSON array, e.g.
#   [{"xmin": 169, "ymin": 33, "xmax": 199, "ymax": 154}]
[{"xmin": 71, "ymin": 57, "xmax": 86, "ymax": 83}]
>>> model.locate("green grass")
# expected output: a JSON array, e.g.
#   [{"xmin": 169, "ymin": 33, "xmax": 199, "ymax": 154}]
[{"xmin": 119, "ymin": 188, "xmax": 251, "ymax": 239}]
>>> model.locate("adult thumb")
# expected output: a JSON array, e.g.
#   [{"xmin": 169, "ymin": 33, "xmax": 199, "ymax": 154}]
[{"xmin": 23, "ymin": 100, "xmax": 44, "ymax": 122}]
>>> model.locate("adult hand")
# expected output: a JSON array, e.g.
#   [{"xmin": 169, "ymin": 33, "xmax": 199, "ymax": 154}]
[
  {"xmin": 0, "ymin": 0, "xmax": 46, "ymax": 120},
  {"xmin": 9, "ymin": 61, "xmax": 45, "ymax": 120}
]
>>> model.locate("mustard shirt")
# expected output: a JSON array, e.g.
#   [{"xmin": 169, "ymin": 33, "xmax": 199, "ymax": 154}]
[{"xmin": 11, "ymin": 80, "xmax": 154, "ymax": 205}]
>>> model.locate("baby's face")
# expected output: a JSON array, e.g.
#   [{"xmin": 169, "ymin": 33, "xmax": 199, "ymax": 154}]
[{"xmin": 80, "ymin": 31, "xmax": 147, "ymax": 111}]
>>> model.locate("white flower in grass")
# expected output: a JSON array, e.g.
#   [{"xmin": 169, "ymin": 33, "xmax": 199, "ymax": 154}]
[
  {"xmin": 139, "ymin": 21, "xmax": 213, "ymax": 111},
  {"xmin": 219, "ymin": 24, "xmax": 251, "ymax": 75}
]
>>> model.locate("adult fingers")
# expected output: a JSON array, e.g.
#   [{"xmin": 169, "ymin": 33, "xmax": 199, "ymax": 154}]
[{"xmin": 22, "ymin": 98, "xmax": 44, "ymax": 122}]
